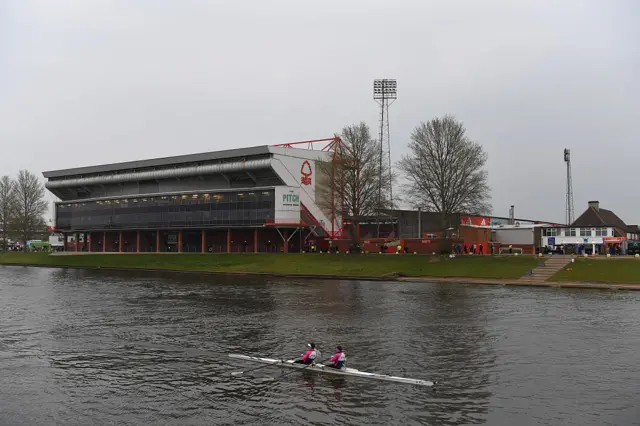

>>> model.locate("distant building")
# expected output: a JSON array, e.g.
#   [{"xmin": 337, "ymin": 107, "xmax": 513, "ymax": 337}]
[
  {"xmin": 541, "ymin": 201, "xmax": 638, "ymax": 255},
  {"xmin": 344, "ymin": 210, "xmax": 560, "ymax": 254},
  {"xmin": 43, "ymin": 143, "xmax": 343, "ymax": 253}
]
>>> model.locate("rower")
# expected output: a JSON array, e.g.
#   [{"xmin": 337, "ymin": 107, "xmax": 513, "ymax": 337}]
[
  {"xmin": 294, "ymin": 343, "xmax": 317, "ymax": 365},
  {"xmin": 328, "ymin": 345, "xmax": 346, "ymax": 369}
]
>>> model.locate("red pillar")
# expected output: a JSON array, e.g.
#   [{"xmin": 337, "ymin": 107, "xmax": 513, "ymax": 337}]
[
  {"xmin": 226, "ymin": 229, "xmax": 231, "ymax": 253},
  {"xmin": 136, "ymin": 231, "xmax": 140, "ymax": 253},
  {"xmin": 118, "ymin": 231, "xmax": 123, "ymax": 253},
  {"xmin": 283, "ymin": 231, "xmax": 289, "ymax": 253},
  {"xmin": 102, "ymin": 232, "xmax": 106, "ymax": 252},
  {"xmin": 201, "ymin": 230, "xmax": 206, "ymax": 253},
  {"xmin": 253, "ymin": 229, "xmax": 258, "ymax": 253},
  {"xmin": 178, "ymin": 231, "xmax": 183, "ymax": 253},
  {"xmin": 156, "ymin": 231, "xmax": 160, "ymax": 253},
  {"xmin": 87, "ymin": 233, "xmax": 92, "ymax": 252}
]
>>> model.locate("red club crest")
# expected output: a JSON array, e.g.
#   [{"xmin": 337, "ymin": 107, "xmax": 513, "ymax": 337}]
[{"xmin": 300, "ymin": 160, "xmax": 312, "ymax": 185}]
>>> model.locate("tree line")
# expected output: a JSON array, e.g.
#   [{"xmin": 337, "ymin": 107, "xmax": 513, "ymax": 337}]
[
  {"xmin": 319, "ymin": 115, "xmax": 491, "ymax": 241},
  {"xmin": 0, "ymin": 170, "xmax": 49, "ymax": 251}
]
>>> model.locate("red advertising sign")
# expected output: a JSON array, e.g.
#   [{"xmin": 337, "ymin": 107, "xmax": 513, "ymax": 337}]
[
  {"xmin": 461, "ymin": 216, "xmax": 490, "ymax": 226},
  {"xmin": 603, "ymin": 237, "xmax": 627, "ymax": 242}
]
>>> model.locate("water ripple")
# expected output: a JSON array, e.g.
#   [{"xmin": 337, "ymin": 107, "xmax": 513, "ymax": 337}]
[{"xmin": 1, "ymin": 266, "xmax": 639, "ymax": 425}]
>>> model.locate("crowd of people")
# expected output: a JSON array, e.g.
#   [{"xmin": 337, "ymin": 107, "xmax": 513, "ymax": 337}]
[{"xmin": 452, "ymin": 243, "xmax": 489, "ymax": 255}]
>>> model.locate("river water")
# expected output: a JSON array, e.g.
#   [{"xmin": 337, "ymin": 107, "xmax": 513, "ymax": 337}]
[{"xmin": 0, "ymin": 266, "xmax": 639, "ymax": 425}]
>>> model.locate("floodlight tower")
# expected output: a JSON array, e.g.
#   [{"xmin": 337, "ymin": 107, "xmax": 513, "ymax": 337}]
[
  {"xmin": 373, "ymin": 79, "xmax": 397, "ymax": 237},
  {"xmin": 564, "ymin": 148, "xmax": 574, "ymax": 225}
]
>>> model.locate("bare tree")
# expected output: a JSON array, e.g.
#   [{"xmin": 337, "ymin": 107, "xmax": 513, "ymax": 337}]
[
  {"xmin": 316, "ymin": 122, "xmax": 393, "ymax": 242},
  {"xmin": 13, "ymin": 170, "xmax": 48, "ymax": 250},
  {"xmin": 399, "ymin": 115, "xmax": 491, "ymax": 237},
  {"xmin": 0, "ymin": 175, "xmax": 17, "ymax": 251}
]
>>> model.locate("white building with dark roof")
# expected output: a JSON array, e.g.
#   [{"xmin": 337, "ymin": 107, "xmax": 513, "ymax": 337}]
[{"xmin": 541, "ymin": 201, "xmax": 638, "ymax": 254}]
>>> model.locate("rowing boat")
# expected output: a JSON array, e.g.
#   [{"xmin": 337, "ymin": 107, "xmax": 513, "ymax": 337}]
[{"xmin": 228, "ymin": 354, "xmax": 434, "ymax": 387}]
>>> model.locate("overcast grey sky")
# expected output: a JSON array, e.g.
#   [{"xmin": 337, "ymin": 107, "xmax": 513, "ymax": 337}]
[{"xmin": 1, "ymin": 0, "xmax": 638, "ymax": 223}]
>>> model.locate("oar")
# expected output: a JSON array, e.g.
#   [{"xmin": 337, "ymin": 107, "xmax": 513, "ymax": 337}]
[
  {"xmin": 231, "ymin": 357, "xmax": 291, "ymax": 376},
  {"xmin": 263, "ymin": 356, "xmax": 333, "ymax": 382},
  {"xmin": 231, "ymin": 346, "xmax": 322, "ymax": 377}
]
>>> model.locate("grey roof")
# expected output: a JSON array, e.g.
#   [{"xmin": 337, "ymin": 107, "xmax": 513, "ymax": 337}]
[
  {"xmin": 571, "ymin": 206, "xmax": 628, "ymax": 230},
  {"xmin": 42, "ymin": 145, "xmax": 271, "ymax": 179}
]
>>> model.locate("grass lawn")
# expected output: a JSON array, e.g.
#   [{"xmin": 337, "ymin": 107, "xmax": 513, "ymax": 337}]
[
  {"xmin": 552, "ymin": 258, "xmax": 640, "ymax": 284},
  {"xmin": 0, "ymin": 252, "xmax": 540, "ymax": 280}
]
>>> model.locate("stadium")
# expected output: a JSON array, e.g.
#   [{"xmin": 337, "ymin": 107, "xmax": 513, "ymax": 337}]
[{"xmin": 43, "ymin": 138, "xmax": 348, "ymax": 253}]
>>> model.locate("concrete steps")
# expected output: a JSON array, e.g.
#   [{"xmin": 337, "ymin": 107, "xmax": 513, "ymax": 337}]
[{"xmin": 519, "ymin": 255, "xmax": 574, "ymax": 283}]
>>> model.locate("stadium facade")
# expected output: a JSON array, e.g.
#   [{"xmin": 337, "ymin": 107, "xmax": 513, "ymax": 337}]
[{"xmin": 43, "ymin": 140, "xmax": 345, "ymax": 253}]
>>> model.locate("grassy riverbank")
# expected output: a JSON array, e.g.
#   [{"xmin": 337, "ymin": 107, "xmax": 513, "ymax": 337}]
[
  {"xmin": 552, "ymin": 258, "xmax": 640, "ymax": 284},
  {"xmin": 0, "ymin": 252, "xmax": 540, "ymax": 280}
]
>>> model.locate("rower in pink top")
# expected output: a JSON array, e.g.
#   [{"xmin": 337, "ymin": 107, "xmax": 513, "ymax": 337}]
[
  {"xmin": 294, "ymin": 343, "xmax": 317, "ymax": 365},
  {"xmin": 328, "ymin": 345, "xmax": 346, "ymax": 369}
]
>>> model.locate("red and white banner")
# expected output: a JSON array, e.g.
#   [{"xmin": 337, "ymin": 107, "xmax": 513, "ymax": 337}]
[
  {"xmin": 461, "ymin": 216, "xmax": 490, "ymax": 226},
  {"xmin": 603, "ymin": 237, "xmax": 627, "ymax": 242}
]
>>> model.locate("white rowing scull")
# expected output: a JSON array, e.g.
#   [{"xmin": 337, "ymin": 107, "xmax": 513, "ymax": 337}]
[{"xmin": 229, "ymin": 354, "xmax": 434, "ymax": 387}]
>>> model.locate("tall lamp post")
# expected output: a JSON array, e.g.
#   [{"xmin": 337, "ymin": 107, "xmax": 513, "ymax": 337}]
[{"xmin": 373, "ymin": 78, "xmax": 397, "ymax": 237}]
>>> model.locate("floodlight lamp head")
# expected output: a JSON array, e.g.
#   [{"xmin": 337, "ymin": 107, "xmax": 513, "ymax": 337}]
[
  {"xmin": 564, "ymin": 148, "xmax": 570, "ymax": 162},
  {"xmin": 373, "ymin": 79, "xmax": 397, "ymax": 100}
]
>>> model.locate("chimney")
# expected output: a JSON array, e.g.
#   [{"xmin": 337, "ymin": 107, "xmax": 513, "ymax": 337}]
[{"xmin": 588, "ymin": 201, "xmax": 599, "ymax": 211}]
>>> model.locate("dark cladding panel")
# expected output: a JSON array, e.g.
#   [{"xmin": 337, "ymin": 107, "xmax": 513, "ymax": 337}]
[
  {"xmin": 55, "ymin": 190, "xmax": 275, "ymax": 231},
  {"xmin": 138, "ymin": 181, "xmax": 160, "ymax": 193},
  {"xmin": 43, "ymin": 146, "xmax": 271, "ymax": 179},
  {"xmin": 48, "ymin": 169, "xmax": 282, "ymax": 202}
]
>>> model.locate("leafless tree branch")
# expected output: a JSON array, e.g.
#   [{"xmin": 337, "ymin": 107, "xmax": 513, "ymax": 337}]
[
  {"xmin": 13, "ymin": 170, "xmax": 48, "ymax": 250},
  {"xmin": 398, "ymin": 115, "xmax": 492, "ymax": 231},
  {"xmin": 316, "ymin": 122, "xmax": 393, "ymax": 242},
  {"xmin": 0, "ymin": 175, "xmax": 17, "ymax": 251}
]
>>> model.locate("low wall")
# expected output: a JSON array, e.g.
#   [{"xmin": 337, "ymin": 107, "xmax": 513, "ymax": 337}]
[
  {"xmin": 492, "ymin": 243, "xmax": 536, "ymax": 255},
  {"xmin": 329, "ymin": 238, "xmax": 464, "ymax": 254}
]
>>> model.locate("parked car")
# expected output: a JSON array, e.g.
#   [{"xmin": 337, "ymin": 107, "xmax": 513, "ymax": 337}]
[{"xmin": 627, "ymin": 242, "xmax": 640, "ymax": 256}]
